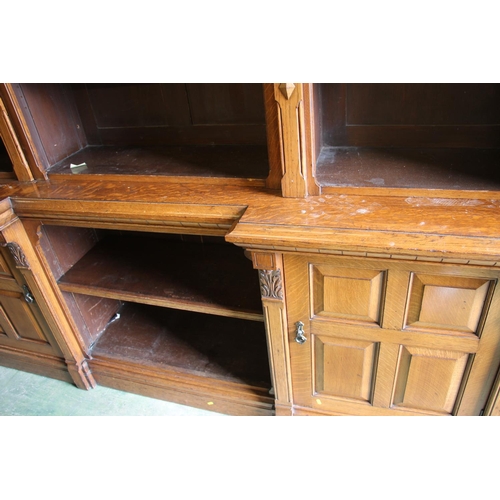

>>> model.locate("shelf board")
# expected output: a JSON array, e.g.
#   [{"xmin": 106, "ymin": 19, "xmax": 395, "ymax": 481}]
[
  {"xmin": 91, "ymin": 302, "xmax": 272, "ymax": 388},
  {"xmin": 58, "ymin": 235, "xmax": 264, "ymax": 322},
  {"xmin": 316, "ymin": 147, "xmax": 500, "ymax": 191},
  {"xmin": 48, "ymin": 144, "xmax": 269, "ymax": 182}
]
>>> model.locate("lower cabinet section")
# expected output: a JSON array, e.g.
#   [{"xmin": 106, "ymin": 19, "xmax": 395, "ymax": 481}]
[
  {"xmin": 35, "ymin": 225, "xmax": 274, "ymax": 415},
  {"xmin": 0, "ymin": 251, "xmax": 69, "ymax": 382},
  {"xmin": 284, "ymin": 253, "xmax": 500, "ymax": 416},
  {"xmin": 87, "ymin": 303, "xmax": 274, "ymax": 416}
]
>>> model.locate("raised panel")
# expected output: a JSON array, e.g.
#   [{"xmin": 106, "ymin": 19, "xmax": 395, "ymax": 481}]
[
  {"xmin": 0, "ymin": 292, "xmax": 48, "ymax": 343},
  {"xmin": 86, "ymin": 83, "xmax": 191, "ymax": 128},
  {"xmin": 405, "ymin": 274, "xmax": 493, "ymax": 335},
  {"xmin": 186, "ymin": 84, "xmax": 265, "ymax": 125},
  {"xmin": 314, "ymin": 334, "xmax": 377, "ymax": 402},
  {"xmin": 0, "ymin": 251, "xmax": 12, "ymax": 276},
  {"xmin": 311, "ymin": 265, "xmax": 385, "ymax": 325},
  {"xmin": 346, "ymin": 84, "xmax": 500, "ymax": 126},
  {"xmin": 392, "ymin": 346, "xmax": 470, "ymax": 414}
]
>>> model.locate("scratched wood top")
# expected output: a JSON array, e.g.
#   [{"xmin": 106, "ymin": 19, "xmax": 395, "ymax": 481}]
[{"xmin": 2, "ymin": 178, "xmax": 500, "ymax": 259}]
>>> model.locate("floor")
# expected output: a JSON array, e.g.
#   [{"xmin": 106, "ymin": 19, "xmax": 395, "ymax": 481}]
[{"xmin": 0, "ymin": 365, "xmax": 225, "ymax": 416}]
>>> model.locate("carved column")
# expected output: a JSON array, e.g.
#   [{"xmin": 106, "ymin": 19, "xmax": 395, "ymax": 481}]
[
  {"xmin": 0, "ymin": 202, "xmax": 95, "ymax": 389},
  {"xmin": 269, "ymin": 83, "xmax": 320, "ymax": 198},
  {"xmin": 252, "ymin": 251, "xmax": 293, "ymax": 415}
]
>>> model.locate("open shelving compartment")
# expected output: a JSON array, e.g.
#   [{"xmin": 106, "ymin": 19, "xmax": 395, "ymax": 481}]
[
  {"xmin": 311, "ymin": 84, "xmax": 500, "ymax": 195},
  {"xmin": 39, "ymin": 225, "xmax": 274, "ymax": 416},
  {"xmin": 9, "ymin": 83, "xmax": 271, "ymax": 184}
]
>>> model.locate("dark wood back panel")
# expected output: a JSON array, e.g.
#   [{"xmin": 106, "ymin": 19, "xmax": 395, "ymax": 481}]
[
  {"xmin": 72, "ymin": 83, "xmax": 267, "ymax": 147},
  {"xmin": 39, "ymin": 225, "xmax": 118, "ymax": 352},
  {"xmin": 20, "ymin": 84, "xmax": 87, "ymax": 166},
  {"xmin": 319, "ymin": 83, "xmax": 500, "ymax": 148},
  {"xmin": 186, "ymin": 84, "xmax": 265, "ymax": 124}
]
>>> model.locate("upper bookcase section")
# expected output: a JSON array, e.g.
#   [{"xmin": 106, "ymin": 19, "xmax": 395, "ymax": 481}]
[
  {"xmin": 2, "ymin": 83, "xmax": 274, "ymax": 185},
  {"xmin": 311, "ymin": 84, "xmax": 500, "ymax": 195}
]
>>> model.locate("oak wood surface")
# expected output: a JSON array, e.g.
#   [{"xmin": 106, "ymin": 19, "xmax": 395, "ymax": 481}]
[
  {"xmin": 3, "ymin": 177, "xmax": 500, "ymax": 261},
  {"xmin": 316, "ymin": 147, "xmax": 500, "ymax": 191},
  {"xmin": 57, "ymin": 235, "xmax": 263, "ymax": 321},
  {"xmin": 91, "ymin": 302, "xmax": 271, "ymax": 388},
  {"xmin": 48, "ymin": 145, "xmax": 270, "ymax": 181},
  {"xmin": 283, "ymin": 253, "xmax": 500, "ymax": 415}
]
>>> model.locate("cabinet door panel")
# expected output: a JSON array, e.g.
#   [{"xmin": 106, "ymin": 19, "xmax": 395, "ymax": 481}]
[
  {"xmin": 311, "ymin": 265, "xmax": 385, "ymax": 325},
  {"xmin": 404, "ymin": 273, "xmax": 493, "ymax": 335},
  {"xmin": 285, "ymin": 253, "xmax": 500, "ymax": 416},
  {"xmin": 392, "ymin": 346, "xmax": 470, "ymax": 414},
  {"xmin": 314, "ymin": 334, "xmax": 377, "ymax": 402},
  {"xmin": 0, "ymin": 289, "xmax": 54, "ymax": 354}
]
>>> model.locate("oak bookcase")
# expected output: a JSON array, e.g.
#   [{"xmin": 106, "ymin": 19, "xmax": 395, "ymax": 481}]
[{"xmin": 1, "ymin": 83, "xmax": 500, "ymax": 415}]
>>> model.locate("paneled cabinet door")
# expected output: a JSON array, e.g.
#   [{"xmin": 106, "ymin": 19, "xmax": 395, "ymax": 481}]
[
  {"xmin": 0, "ymin": 281, "xmax": 58, "ymax": 356},
  {"xmin": 283, "ymin": 254, "xmax": 500, "ymax": 416}
]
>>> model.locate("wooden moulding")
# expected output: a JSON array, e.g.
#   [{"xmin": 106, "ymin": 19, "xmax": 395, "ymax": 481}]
[
  {"xmin": 90, "ymin": 363, "xmax": 275, "ymax": 416},
  {"xmin": 0, "ymin": 344, "xmax": 73, "ymax": 384},
  {"xmin": 12, "ymin": 198, "xmax": 248, "ymax": 237}
]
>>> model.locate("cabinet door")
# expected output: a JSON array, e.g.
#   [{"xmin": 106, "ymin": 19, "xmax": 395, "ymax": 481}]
[
  {"xmin": 284, "ymin": 254, "xmax": 500, "ymax": 416},
  {"xmin": 0, "ymin": 281, "xmax": 58, "ymax": 356}
]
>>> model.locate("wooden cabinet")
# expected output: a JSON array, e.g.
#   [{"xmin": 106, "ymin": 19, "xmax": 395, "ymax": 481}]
[
  {"xmin": 283, "ymin": 253, "xmax": 500, "ymax": 416},
  {"xmin": 1, "ymin": 82, "xmax": 500, "ymax": 416},
  {"xmin": 0, "ymin": 243, "xmax": 70, "ymax": 382},
  {"xmin": 29, "ymin": 225, "xmax": 273, "ymax": 415},
  {"xmin": 0, "ymin": 83, "xmax": 279, "ymax": 186},
  {"xmin": 301, "ymin": 83, "xmax": 500, "ymax": 197}
]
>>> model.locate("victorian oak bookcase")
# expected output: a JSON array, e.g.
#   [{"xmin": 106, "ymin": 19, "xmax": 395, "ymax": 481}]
[{"xmin": 1, "ymin": 83, "xmax": 500, "ymax": 416}]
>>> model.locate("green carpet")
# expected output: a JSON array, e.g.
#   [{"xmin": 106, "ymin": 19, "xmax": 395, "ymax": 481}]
[{"xmin": 0, "ymin": 365, "xmax": 225, "ymax": 416}]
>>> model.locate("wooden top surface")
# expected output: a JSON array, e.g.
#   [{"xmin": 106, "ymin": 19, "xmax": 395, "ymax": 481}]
[{"xmin": 2, "ymin": 178, "xmax": 500, "ymax": 261}]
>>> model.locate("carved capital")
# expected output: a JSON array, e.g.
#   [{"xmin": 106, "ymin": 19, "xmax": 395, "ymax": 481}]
[
  {"xmin": 279, "ymin": 83, "xmax": 295, "ymax": 100},
  {"xmin": 2, "ymin": 242, "xmax": 30, "ymax": 269},
  {"xmin": 259, "ymin": 269, "xmax": 283, "ymax": 300}
]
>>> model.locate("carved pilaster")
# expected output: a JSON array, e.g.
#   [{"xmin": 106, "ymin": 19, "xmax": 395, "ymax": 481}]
[
  {"xmin": 253, "ymin": 254, "xmax": 293, "ymax": 407},
  {"xmin": 274, "ymin": 83, "xmax": 308, "ymax": 198}
]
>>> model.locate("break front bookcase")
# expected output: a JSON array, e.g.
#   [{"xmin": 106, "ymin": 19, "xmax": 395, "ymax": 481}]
[{"xmin": 1, "ymin": 83, "xmax": 500, "ymax": 416}]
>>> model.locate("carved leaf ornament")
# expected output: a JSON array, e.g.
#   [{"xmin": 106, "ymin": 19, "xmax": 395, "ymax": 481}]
[{"xmin": 259, "ymin": 269, "xmax": 283, "ymax": 300}]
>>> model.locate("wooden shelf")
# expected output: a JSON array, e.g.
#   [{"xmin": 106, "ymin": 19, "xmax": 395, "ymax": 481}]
[
  {"xmin": 58, "ymin": 235, "xmax": 264, "ymax": 322},
  {"xmin": 316, "ymin": 147, "xmax": 500, "ymax": 191},
  {"xmin": 90, "ymin": 302, "xmax": 271, "ymax": 388},
  {"xmin": 48, "ymin": 145, "xmax": 269, "ymax": 182}
]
